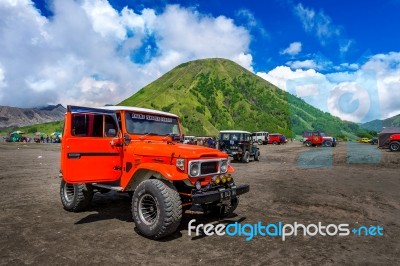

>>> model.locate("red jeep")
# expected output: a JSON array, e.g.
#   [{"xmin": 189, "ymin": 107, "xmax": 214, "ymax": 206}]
[
  {"xmin": 59, "ymin": 105, "xmax": 249, "ymax": 239},
  {"xmin": 388, "ymin": 134, "xmax": 400, "ymax": 151},
  {"xmin": 303, "ymin": 131, "xmax": 336, "ymax": 147},
  {"xmin": 268, "ymin": 134, "xmax": 283, "ymax": 145}
]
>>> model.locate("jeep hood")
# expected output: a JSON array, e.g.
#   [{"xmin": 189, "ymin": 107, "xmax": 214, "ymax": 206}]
[{"xmin": 131, "ymin": 142, "xmax": 227, "ymax": 159}]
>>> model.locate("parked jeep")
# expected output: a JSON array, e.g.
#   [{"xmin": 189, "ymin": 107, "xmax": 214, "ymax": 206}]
[
  {"xmin": 303, "ymin": 131, "xmax": 336, "ymax": 147},
  {"xmin": 59, "ymin": 106, "xmax": 249, "ymax": 239},
  {"xmin": 218, "ymin": 130, "xmax": 260, "ymax": 163},
  {"xmin": 251, "ymin": 131, "xmax": 269, "ymax": 145},
  {"xmin": 268, "ymin": 133, "xmax": 285, "ymax": 145},
  {"xmin": 388, "ymin": 134, "xmax": 400, "ymax": 151}
]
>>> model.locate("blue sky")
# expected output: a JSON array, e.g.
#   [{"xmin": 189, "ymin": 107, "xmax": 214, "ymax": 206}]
[{"xmin": 0, "ymin": 0, "xmax": 399, "ymax": 122}]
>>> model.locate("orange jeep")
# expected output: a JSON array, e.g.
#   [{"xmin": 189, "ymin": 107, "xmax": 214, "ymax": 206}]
[{"xmin": 60, "ymin": 105, "xmax": 249, "ymax": 239}]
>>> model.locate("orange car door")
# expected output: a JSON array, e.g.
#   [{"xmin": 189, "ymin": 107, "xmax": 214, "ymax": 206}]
[{"xmin": 62, "ymin": 107, "xmax": 122, "ymax": 183}]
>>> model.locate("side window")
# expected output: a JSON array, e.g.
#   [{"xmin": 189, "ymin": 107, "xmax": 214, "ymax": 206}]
[
  {"xmin": 104, "ymin": 115, "xmax": 117, "ymax": 137},
  {"xmin": 71, "ymin": 113, "xmax": 117, "ymax": 137}
]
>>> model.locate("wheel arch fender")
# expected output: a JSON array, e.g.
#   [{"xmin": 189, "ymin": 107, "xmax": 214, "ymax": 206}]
[{"xmin": 123, "ymin": 163, "xmax": 187, "ymax": 191}]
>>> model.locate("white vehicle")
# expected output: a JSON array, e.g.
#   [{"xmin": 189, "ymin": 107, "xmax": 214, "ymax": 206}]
[
  {"xmin": 252, "ymin": 131, "xmax": 269, "ymax": 145},
  {"xmin": 183, "ymin": 135, "xmax": 195, "ymax": 144}
]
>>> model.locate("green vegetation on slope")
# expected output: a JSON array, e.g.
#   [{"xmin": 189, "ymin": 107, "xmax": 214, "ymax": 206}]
[
  {"xmin": 361, "ymin": 114, "xmax": 400, "ymax": 132},
  {"xmin": 120, "ymin": 58, "xmax": 361, "ymax": 138}
]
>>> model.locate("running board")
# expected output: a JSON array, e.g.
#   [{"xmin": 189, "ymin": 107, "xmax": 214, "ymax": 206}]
[{"xmin": 92, "ymin": 183, "xmax": 123, "ymax": 191}]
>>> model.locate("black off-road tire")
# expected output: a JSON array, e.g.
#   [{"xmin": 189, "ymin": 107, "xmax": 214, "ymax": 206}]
[
  {"xmin": 60, "ymin": 179, "xmax": 94, "ymax": 212},
  {"xmin": 241, "ymin": 151, "xmax": 250, "ymax": 163},
  {"xmin": 254, "ymin": 150, "xmax": 260, "ymax": 161},
  {"xmin": 132, "ymin": 179, "xmax": 182, "ymax": 239},
  {"xmin": 389, "ymin": 141, "xmax": 400, "ymax": 152},
  {"xmin": 273, "ymin": 141, "xmax": 278, "ymax": 145},
  {"xmin": 323, "ymin": 140, "xmax": 332, "ymax": 147},
  {"xmin": 258, "ymin": 139, "xmax": 263, "ymax": 145},
  {"xmin": 304, "ymin": 141, "xmax": 312, "ymax": 147},
  {"xmin": 210, "ymin": 198, "xmax": 239, "ymax": 218}
]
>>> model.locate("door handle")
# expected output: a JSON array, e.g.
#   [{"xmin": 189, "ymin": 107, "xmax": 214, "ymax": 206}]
[{"xmin": 68, "ymin": 153, "xmax": 81, "ymax": 159}]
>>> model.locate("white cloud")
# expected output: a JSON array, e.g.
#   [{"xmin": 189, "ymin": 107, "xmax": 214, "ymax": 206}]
[
  {"xmin": 294, "ymin": 3, "xmax": 340, "ymax": 44},
  {"xmin": 236, "ymin": 9, "xmax": 268, "ymax": 38},
  {"xmin": 149, "ymin": 5, "xmax": 253, "ymax": 71},
  {"xmin": 81, "ymin": 0, "xmax": 126, "ymax": 40},
  {"xmin": 281, "ymin": 42, "xmax": 302, "ymax": 56},
  {"xmin": 236, "ymin": 9, "xmax": 257, "ymax": 28},
  {"xmin": 0, "ymin": 1, "xmax": 253, "ymax": 108},
  {"xmin": 286, "ymin": 59, "xmax": 317, "ymax": 70},
  {"xmin": 257, "ymin": 52, "xmax": 400, "ymax": 122},
  {"xmin": 256, "ymin": 66, "xmax": 323, "ymax": 91}
]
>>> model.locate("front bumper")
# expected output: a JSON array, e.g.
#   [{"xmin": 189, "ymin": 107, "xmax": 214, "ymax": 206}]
[{"xmin": 191, "ymin": 184, "xmax": 250, "ymax": 204}]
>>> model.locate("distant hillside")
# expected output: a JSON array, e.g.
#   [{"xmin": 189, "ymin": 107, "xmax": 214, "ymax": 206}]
[
  {"xmin": 361, "ymin": 114, "xmax": 400, "ymax": 132},
  {"xmin": 0, "ymin": 104, "xmax": 65, "ymax": 129},
  {"xmin": 120, "ymin": 58, "xmax": 360, "ymax": 138}
]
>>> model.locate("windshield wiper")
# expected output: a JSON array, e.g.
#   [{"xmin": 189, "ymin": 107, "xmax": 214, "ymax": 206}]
[{"xmin": 139, "ymin": 132, "xmax": 159, "ymax": 140}]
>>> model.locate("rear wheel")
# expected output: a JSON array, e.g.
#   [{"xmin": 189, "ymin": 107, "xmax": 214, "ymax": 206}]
[
  {"xmin": 389, "ymin": 141, "xmax": 400, "ymax": 152},
  {"xmin": 132, "ymin": 179, "xmax": 182, "ymax": 239},
  {"xmin": 323, "ymin": 140, "xmax": 332, "ymax": 147},
  {"xmin": 60, "ymin": 179, "xmax": 93, "ymax": 212},
  {"xmin": 241, "ymin": 151, "xmax": 250, "ymax": 163},
  {"xmin": 304, "ymin": 141, "xmax": 312, "ymax": 147}
]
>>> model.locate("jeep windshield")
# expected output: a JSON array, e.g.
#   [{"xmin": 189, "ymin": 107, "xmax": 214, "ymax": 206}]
[
  {"xmin": 220, "ymin": 133, "xmax": 251, "ymax": 142},
  {"xmin": 125, "ymin": 111, "xmax": 181, "ymax": 136}
]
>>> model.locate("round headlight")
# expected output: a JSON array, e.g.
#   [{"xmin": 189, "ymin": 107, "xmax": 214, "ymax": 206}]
[
  {"xmin": 220, "ymin": 160, "xmax": 228, "ymax": 173},
  {"xmin": 190, "ymin": 162, "xmax": 200, "ymax": 176}
]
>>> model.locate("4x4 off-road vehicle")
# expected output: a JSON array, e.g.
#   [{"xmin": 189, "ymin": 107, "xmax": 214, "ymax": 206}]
[
  {"xmin": 303, "ymin": 131, "xmax": 337, "ymax": 147},
  {"xmin": 388, "ymin": 134, "xmax": 400, "ymax": 151},
  {"xmin": 59, "ymin": 106, "xmax": 249, "ymax": 239},
  {"xmin": 218, "ymin": 130, "xmax": 260, "ymax": 163}
]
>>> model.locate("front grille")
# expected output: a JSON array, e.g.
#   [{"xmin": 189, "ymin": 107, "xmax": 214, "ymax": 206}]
[{"xmin": 200, "ymin": 161, "xmax": 218, "ymax": 175}]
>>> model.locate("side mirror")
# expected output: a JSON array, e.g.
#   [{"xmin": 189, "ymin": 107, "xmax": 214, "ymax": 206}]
[{"xmin": 123, "ymin": 133, "xmax": 131, "ymax": 146}]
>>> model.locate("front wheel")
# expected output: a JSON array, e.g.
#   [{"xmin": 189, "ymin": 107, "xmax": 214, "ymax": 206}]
[
  {"xmin": 389, "ymin": 141, "xmax": 400, "ymax": 152},
  {"xmin": 241, "ymin": 151, "xmax": 250, "ymax": 163},
  {"xmin": 254, "ymin": 150, "xmax": 260, "ymax": 161},
  {"xmin": 132, "ymin": 179, "xmax": 182, "ymax": 239},
  {"xmin": 60, "ymin": 179, "xmax": 93, "ymax": 212}
]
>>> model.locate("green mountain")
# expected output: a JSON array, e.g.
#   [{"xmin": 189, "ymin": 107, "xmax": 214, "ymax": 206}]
[
  {"xmin": 361, "ymin": 114, "xmax": 400, "ymax": 132},
  {"xmin": 120, "ymin": 58, "xmax": 360, "ymax": 138}
]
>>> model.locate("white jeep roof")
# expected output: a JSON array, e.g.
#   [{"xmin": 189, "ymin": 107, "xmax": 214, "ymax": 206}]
[
  {"xmin": 219, "ymin": 130, "xmax": 251, "ymax": 134},
  {"xmin": 97, "ymin": 106, "xmax": 178, "ymax": 118}
]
